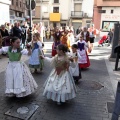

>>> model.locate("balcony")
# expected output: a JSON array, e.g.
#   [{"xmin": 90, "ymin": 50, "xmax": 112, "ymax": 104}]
[{"xmin": 71, "ymin": 11, "xmax": 83, "ymax": 18}]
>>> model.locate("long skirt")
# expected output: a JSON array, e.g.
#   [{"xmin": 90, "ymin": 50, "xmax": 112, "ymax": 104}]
[
  {"xmin": 29, "ymin": 49, "xmax": 44, "ymax": 70},
  {"xmin": 79, "ymin": 54, "xmax": 90, "ymax": 68},
  {"xmin": 43, "ymin": 69, "xmax": 77, "ymax": 102},
  {"xmin": 5, "ymin": 61, "xmax": 38, "ymax": 97}
]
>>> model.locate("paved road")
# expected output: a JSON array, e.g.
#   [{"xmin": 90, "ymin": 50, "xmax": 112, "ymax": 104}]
[{"xmin": 0, "ymin": 40, "xmax": 119, "ymax": 120}]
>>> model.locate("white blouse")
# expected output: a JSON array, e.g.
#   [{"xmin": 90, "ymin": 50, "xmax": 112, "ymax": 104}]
[{"xmin": 0, "ymin": 46, "xmax": 29, "ymax": 55}]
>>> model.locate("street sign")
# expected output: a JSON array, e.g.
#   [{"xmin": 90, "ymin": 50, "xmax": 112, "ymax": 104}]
[{"xmin": 26, "ymin": 0, "xmax": 36, "ymax": 10}]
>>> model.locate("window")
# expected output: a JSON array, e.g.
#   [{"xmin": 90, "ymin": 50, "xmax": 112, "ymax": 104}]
[
  {"xmin": 20, "ymin": 2, "xmax": 22, "ymax": 7},
  {"xmin": 98, "ymin": 10, "xmax": 106, "ymax": 13},
  {"xmin": 53, "ymin": 7, "xmax": 59, "ymax": 13},
  {"xmin": 12, "ymin": 0, "xmax": 14, "ymax": 5},
  {"xmin": 102, "ymin": 21, "xmax": 117, "ymax": 32},
  {"xmin": 16, "ymin": 0, "xmax": 18, "ymax": 6},
  {"xmin": 54, "ymin": 0, "xmax": 59, "ymax": 3},
  {"xmin": 15, "ymin": 11, "xmax": 19, "ymax": 17},
  {"xmin": 111, "ymin": 10, "xmax": 114, "ymax": 14},
  {"xmin": 19, "ymin": 13, "xmax": 22, "ymax": 17}
]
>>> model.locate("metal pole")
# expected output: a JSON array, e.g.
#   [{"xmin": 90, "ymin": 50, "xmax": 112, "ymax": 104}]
[
  {"xmin": 110, "ymin": 23, "xmax": 120, "ymax": 59},
  {"xmin": 29, "ymin": 0, "xmax": 32, "ymax": 42},
  {"xmin": 40, "ymin": 0, "xmax": 42, "ymax": 22}
]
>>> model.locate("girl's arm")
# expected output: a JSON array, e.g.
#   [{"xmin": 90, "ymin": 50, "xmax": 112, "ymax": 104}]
[
  {"xmin": 37, "ymin": 41, "xmax": 44, "ymax": 56},
  {"xmin": 0, "ymin": 46, "xmax": 9, "ymax": 54},
  {"xmin": 21, "ymin": 48, "xmax": 31, "ymax": 55},
  {"xmin": 40, "ymin": 55, "xmax": 54, "ymax": 62},
  {"xmin": 37, "ymin": 41, "xmax": 42, "ymax": 48}
]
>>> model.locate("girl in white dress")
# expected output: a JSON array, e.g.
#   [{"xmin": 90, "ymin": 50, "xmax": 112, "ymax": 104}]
[
  {"xmin": 69, "ymin": 44, "xmax": 82, "ymax": 83},
  {"xmin": 28, "ymin": 33, "xmax": 44, "ymax": 73},
  {"xmin": 41, "ymin": 44, "xmax": 77, "ymax": 105},
  {"xmin": 0, "ymin": 37, "xmax": 38, "ymax": 97}
]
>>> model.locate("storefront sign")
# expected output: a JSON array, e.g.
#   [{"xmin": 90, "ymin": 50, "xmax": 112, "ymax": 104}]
[{"xmin": 102, "ymin": 15, "xmax": 120, "ymax": 21}]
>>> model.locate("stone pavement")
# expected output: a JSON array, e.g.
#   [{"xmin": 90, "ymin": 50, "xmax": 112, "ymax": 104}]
[{"xmin": 0, "ymin": 40, "xmax": 119, "ymax": 120}]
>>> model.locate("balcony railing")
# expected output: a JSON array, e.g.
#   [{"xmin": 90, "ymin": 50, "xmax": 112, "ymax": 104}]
[
  {"xmin": 71, "ymin": 11, "xmax": 83, "ymax": 18},
  {"xmin": 74, "ymin": 0, "xmax": 83, "ymax": 1}
]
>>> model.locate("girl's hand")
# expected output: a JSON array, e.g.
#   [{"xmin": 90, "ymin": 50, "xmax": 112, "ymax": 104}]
[
  {"xmin": 69, "ymin": 57, "xmax": 73, "ymax": 62},
  {"xmin": 26, "ymin": 44, "xmax": 31, "ymax": 49},
  {"xmin": 40, "ymin": 55, "xmax": 44, "ymax": 59}
]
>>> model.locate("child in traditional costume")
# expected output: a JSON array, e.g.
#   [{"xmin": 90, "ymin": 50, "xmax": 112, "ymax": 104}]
[
  {"xmin": 60, "ymin": 31, "xmax": 70, "ymax": 51},
  {"xmin": 29, "ymin": 33, "xmax": 44, "ymax": 73},
  {"xmin": 0, "ymin": 37, "xmax": 38, "ymax": 97},
  {"xmin": 69, "ymin": 44, "xmax": 82, "ymax": 83},
  {"xmin": 77, "ymin": 35, "xmax": 90, "ymax": 69},
  {"xmin": 52, "ymin": 29, "xmax": 61, "ymax": 56},
  {"xmin": 41, "ymin": 44, "xmax": 77, "ymax": 105}
]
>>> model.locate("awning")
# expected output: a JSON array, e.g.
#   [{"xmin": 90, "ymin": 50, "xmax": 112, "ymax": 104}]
[
  {"xmin": 72, "ymin": 20, "xmax": 82, "ymax": 23},
  {"xmin": 50, "ymin": 13, "xmax": 61, "ymax": 22}
]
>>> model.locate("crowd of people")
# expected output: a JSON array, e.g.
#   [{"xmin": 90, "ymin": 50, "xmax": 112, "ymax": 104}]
[{"xmin": 0, "ymin": 21, "xmax": 98, "ymax": 105}]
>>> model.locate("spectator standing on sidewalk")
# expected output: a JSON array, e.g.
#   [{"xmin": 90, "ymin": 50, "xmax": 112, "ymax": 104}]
[
  {"xmin": 108, "ymin": 28, "xmax": 114, "ymax": 46},
  {"xmin": 37, "ymin": 22, "xmax": 45, "ymax": 43},
  {"xmin": 81, "ymin": 27, "xmax": 91, "ymax": 53},
  {"xmin": 76, "ymin": 26, "xmax": 82, "ymax": 35},
  {"xmin": 88, "ymin": 25, "xmax": 96, "ymax": 51},
  {"xmin": 0, "ymin": 25, "xmax": 10, "ymax": 46},
  {"xmin": 12, "ymin": 22, "xmax": 22, "ymax": 39},
  {"xmin": 0, "ymin": 25, "xmax": 9, "ymax": 38}
]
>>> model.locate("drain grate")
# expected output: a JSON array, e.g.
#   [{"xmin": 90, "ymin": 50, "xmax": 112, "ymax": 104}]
[
  {"xmin": 107, "ymin": 102, "xmax": 114, "ymax": 113},
  {"xmin": 77, "ymin": 80, "xmax": 104, "ymax": 90},
  {"xmin": 5, "ymin": 103, "xmax": 39, "ymax": 120}
]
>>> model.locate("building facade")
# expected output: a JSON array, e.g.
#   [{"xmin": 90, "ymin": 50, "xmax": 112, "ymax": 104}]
[
  {"xmin": 93, "ymin": 0, "xmax": 120, "ymax": 35},
  {"xmin": 33, "ymin": 0, "xmax": 94, "ymax": 30},
  {"xmin": 10, "ymin": 0, "xmax": 28, "ymax": 24},
  {"xmin": 0, "ymin": 0, "xmax": 11, "ymax": 25},
  {"xmin": 70, "ymin": 0, "xmax": 94, "ymax": 31}
]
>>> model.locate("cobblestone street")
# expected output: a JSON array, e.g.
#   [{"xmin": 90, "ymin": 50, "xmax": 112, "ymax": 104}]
[{"xmin": 0, "ymin": 41, "xmax": 119, "ymax": 120}]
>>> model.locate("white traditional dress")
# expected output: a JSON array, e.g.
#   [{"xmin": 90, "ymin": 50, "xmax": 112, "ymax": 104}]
[
  {"xmin": 0, "ymin": 46, "xmax": 38, "ymax": 97},
  {"xmin": 69, "ymin": 51, "xmax": 81, "ymax": 77},
  {"xmin": 29, "ymin": 41, "xmax": 44, "ymax": 70},
  {"xmin": 43, "ymin": 54, "xmax": 77, "ymax": 103}
]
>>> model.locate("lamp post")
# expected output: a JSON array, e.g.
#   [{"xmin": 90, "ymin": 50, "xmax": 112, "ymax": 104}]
[{"xmin": 26, "ymin": 0, "xmax": 36, "ymax": 42}]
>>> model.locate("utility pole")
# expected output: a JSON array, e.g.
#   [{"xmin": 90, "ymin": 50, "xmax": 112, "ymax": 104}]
[{"xmin": 26, "ymin": 0, "xmax": 36, "ymax": 42}]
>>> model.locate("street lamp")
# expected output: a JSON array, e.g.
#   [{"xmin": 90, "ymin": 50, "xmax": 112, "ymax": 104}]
[{"xmin": 26, "ymin": 0, "xmax": 36, "ymax": 42}]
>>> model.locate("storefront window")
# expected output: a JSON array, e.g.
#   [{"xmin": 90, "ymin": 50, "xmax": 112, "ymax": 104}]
[{"xmin": 102, "ymin": 21, "xmax": 117, "ymax": 32}]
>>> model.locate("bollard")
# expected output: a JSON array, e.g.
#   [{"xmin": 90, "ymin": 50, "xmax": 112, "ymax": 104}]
[
  {"xmin": 111, "ymin": 81, "xmax": 120, "ymax": 120},
  {"xmin": 115, "ymin": 52, "xmax": 119, "ymax": 71},
  {"xmin": 114, "ymin": 45, "xmax": 120, "ymax": 71}
]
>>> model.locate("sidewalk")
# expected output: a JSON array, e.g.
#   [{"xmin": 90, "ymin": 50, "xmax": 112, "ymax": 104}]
[{"xmin": 0, "ymin": 40, "xmax": 119, "ymax": 120}]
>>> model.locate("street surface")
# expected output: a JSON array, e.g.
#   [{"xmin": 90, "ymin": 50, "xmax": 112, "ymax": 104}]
[{"xmin": 0, "ymin": 38, "xmax": 119, "ymax": 120}]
